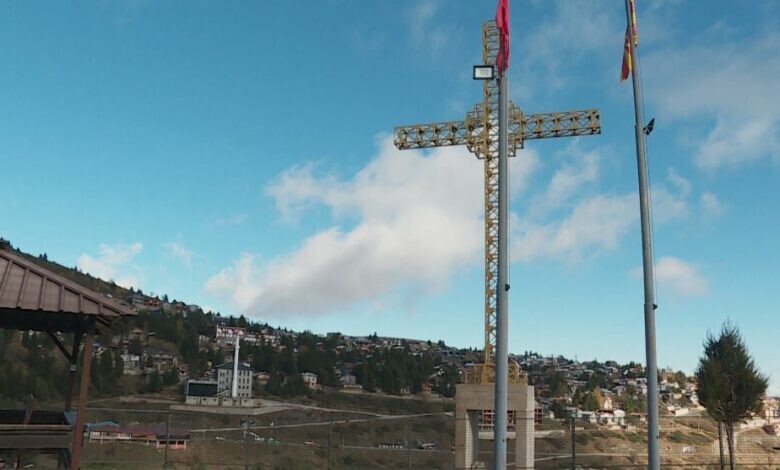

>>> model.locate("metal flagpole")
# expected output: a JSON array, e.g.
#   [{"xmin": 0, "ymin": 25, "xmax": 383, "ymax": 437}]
[
  {"xmin": 624, "ymin": 1, "xmax": 660, "ymax": 468},
  {"xmin": 493, "ymin": 68, "xmax": 510, "ymax": 470}
]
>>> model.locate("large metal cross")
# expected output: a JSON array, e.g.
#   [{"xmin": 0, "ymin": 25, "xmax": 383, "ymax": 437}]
[{"xmin": 394, "ymin": 21, "xmax": 601, "ymax": 385}]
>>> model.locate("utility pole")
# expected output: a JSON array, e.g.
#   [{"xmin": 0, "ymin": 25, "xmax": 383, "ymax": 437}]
[
  {"xmin": 243, "ymin": 415, "xmax": 251, "ymax": 470},
  {"xmin": 164, "ymin": 412, "xmax": 171, "ymax": 467},
  {"xmin": 624, "ymin": 1, "xmax": 660, "ymax": 468},
  {"xmin": 327, "ymin": 415, "xmax": 333, "ymax": 470},
  {"xmin": 570, "ymin": 415, "xmax": 576, "ymax": 470},
  {"xmin": 718, "ymin": 422, "xmax": 725, "ymax": 470},
  {"xmin": 407, "ymin": 418, "xmax": 413, "ymax": 469}
]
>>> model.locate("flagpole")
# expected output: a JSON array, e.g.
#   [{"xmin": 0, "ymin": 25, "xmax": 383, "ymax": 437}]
[
  {"xmin": 624, "ymin": 1, "xmax": 661, "ymax": 469},
  {"xmin": 492, "ymin": 1, "xmax": 510, "ymax": 467},
  {"xmin": 493, "ymin": 68, "xmax": 509, "ymax": 470}
]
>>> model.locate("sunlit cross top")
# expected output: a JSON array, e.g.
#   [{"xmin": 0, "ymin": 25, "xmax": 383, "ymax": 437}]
[{"xmin": 393, "ymin": 21, "xmax": 601, "ymax": 385}]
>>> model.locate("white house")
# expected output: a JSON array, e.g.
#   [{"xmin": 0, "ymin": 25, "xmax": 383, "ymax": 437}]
[
  {"xmin": 597, "ymin": 409, "xmax": 626, "ymax": 426},
  {"xmin": 301, "ymin": 372, "xmax": 319, "ymax": 390}
]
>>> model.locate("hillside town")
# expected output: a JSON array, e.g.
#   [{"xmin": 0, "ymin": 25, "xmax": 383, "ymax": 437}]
[
  {"xmin": 0, "ymin": 237, "xmax": 777, "ymax": 467},
  {"xmin": 20, "ymin": 283, "xmax": 780, "ymax": 440}
]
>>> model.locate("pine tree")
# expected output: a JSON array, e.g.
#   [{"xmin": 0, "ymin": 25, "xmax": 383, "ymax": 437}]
[
  {"xmin": 695, "ymin": 323, "xmax": 768, "ymax": 470},
  {"xmin": 113, "ymin": 350, "xmax": 124, "ymax": 380},
  {"xmin": 147, "ymin": 370, "xmax": 162, "ymax": 393}
]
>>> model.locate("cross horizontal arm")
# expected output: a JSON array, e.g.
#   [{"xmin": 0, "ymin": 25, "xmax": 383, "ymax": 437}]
[
  {"xmin": 511, "ymin": 108, "xmax": 601, "ymax": 142},
  {"xmin": 394, "ymin": 108, "xmax": 601, "ymax": 152},
  {"xmin": 393, "ymin": 120, "xmax": 472, "ymax": 150}
]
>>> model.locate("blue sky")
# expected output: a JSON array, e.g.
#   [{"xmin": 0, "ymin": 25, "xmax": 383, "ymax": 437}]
[{"xmin": 1, "ymin": 1, "xmax": 778, "ymax": 392}]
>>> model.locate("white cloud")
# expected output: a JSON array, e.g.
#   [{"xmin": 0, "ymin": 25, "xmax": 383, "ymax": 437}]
[
  {"xmin": 215, "ymin": 213, "xmax": 248, "ymax": 226},
  {"xmin": 632, "ymin": 256, "xmax": 708, "ymax": 296},
  {"xmin": 514, "ymin": 163, "xmax": 690, "ymax": 263},
  {"xmin": 645, "ymin": 31, "xmax": 780, "ymax": 171},
  {"xmin": 529, "ymin": 142, "xmax": 600, "ymax": 216},
  {"xmin": 513, "ymin": 1, "xmax": 621, "ymax": 98},
  {"xmin": 77, "ymin": 242, "xmax": 143, "ymax": 288},
  {"xmin": 695, "ymin": 118, "xmax": 779, "ymax": 171},
  {"xmin": 406, "ymin": 0, "xmax": 448, "ymax": 55},
  {"xmin": 651, "ymin": 186, "xmax": 688, "ymax": 223},
  {"xmin": 514, "ymin": 193, "xmax": 637, "ymax": 262},
  {"xmin": 164, "ymin": 241, "xmax": 193, "ymax": 267},
  {"xmin": 208, "ymin": 136, "xmax": 540, "ymax": 317},
  {"xmin": 700, "ymin": 192, "xmax": 724, "ymax": 218},
  {"xmin": 666, "ymin": 167, "xmax": 691, "ymax": 198}
]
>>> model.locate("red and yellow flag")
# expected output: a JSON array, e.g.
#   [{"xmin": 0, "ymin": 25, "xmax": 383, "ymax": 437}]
[
  {"xmin": 620, "ymin": 0, "xmax": 638, "ymax": 81},
  {"xmin": 620, "ymin": 29, "xmax": 632, "ymax": 81},
  {"xmin": 495, "ymin": 0, "xmax": 509, "ymax": 72}
]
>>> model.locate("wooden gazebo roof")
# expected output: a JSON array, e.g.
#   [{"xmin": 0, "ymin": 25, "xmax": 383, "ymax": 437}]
[{"xmin": 0, "ymin": 243, "xmax": 135, "ymax": 332}]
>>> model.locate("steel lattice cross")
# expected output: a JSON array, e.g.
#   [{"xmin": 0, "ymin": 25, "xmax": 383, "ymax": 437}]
[{"xmin": 394, "ymin": 21, "xmax": 601, "ymax": 385}]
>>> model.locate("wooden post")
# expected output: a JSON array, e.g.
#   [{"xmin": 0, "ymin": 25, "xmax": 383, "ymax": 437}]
[
  {"xmin": 164, "ymin": 412, "xmax": 171, "ymax": 467},
  {"xmin": 718, "ymin": 421, "xmax": 725, "ymax": 470},
  {"xmin": 70, "ymin": 321, "xmax": 95, "ymax": 469},
  {"xmin": 64, "ymin": 330, "xmax": 83, "ymax": 412},
  {"xmin": 16, "ymin": 395, "xmax": 36, "ymax": 468}
]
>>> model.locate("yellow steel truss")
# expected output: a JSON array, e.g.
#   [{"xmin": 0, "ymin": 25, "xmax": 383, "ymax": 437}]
[{"xmin": 393, "ymin": 21, "xmax": 601, "ymax": 384}]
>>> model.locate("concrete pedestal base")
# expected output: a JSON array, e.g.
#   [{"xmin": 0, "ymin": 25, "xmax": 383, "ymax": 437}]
[{"xmin": 454, "ymin": 383, "xmax": 534, "ymax": 470}]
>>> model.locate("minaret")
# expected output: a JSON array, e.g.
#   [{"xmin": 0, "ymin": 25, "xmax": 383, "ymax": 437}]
[{"xmin": 232, "ymin": 337, "xmax": 240, "ymax": 398}]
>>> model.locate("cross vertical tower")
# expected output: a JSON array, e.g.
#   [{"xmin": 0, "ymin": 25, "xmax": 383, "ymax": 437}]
[{"xmin": 394, "ymin": 21, "xmax": 601, "ymax": 385}]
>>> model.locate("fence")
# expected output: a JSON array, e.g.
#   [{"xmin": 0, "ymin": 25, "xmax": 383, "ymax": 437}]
[
  {"xmin": 78, "ymin": 405, "xmax": 455, "ymax": 469},
  {"xmin": 533, "ymin": 414, "xmax": 780, "ymax": 469},
  {"xmin": 8, "ymin": 404, "xmax": 780, "ymax": 468}
]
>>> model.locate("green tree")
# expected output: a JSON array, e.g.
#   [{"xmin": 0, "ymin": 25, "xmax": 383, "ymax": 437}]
[
  {"xmin": 163, "ymin": 368, "xmax": 179, "ymax": 386},
  {"xmin": 90, "ymin": 355, "xmax": 104, "ymax": 392},
  {"xmin": 583, "ymin": 390, "xmax": 600, "ymax": 411},
  {"xmin": 356, "ymin": 362, "xmax": 377, "ymax": 393},
  {"xmin": 147, "ymin": 370, "xmax": 163, "ymax": 393},
  {"xmin": 436, "ymin": 364, "xmax": 459, "ymax": 398},
  {"xmin": 695, "ymin": 323, "xmax": 768, "ymax": 470},
  {"xmin": 265, "ymin": 370, "xmax": 284, "ymax": 395},
  {"xmin": 548, "ymin": 372, "xmax": 569, "ymax": 398},
  {"xmin": 113, "ymin": 350, "xmax": 124, "ymax": 380},
  {"xmin": 550, "ymin": 401, "xmax": 568, "ymax": 419},
  {"xmin": 672, "ymin": 370, "xmax": 687, "ymax": 386},
  {"xmin": 128, "ymin": 338, "xmax": 143, "ymax": 356},
  {"xmin": 282, "ymin": 374, "xmax": 307, "ymax": 397}
]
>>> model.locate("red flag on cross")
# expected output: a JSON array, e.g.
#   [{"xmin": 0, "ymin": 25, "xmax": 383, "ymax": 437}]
[{"xmin": 495, "ymin": 0, "xmax": 509, "ymax": 72}]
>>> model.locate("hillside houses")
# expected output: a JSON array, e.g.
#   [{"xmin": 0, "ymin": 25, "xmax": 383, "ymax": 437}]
[
  {"xmin": 111, "ymin": 291, "xmax": 739, "ymax": 414},
  {"xmin": 142, "ymin": 348, "xmax": 178, "ymax": 373}
]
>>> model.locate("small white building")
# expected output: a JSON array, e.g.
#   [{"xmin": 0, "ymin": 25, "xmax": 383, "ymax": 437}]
[
  {"xmin": 255, "ymin": 371, "xmax": 271, "ymax": 385},
  {"xmin": 597, "ymin": 409, "xmax": 626, "ymax": 426},
  {"xmin": 301, "ymin": 372, "xmax": 319, "ymax": 390},
  {"xmin": 121, "ymin": 353, "xmax": 141, "ymax": 375}
]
